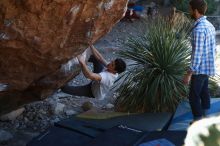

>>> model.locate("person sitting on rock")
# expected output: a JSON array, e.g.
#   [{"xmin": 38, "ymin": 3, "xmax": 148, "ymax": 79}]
[{"xmin": 61, "ymin": 45, "xmax": 126, "ymax": 100}]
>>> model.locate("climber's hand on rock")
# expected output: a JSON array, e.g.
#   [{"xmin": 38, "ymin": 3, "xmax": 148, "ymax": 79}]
[{"xmin": 77, "ymin": 55, "xmax": 85, "ymax": 64}]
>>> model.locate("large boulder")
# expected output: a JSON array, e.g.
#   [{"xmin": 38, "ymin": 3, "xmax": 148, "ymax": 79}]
[{"xmin": 0, "ymin": 0, "xmax": 128, "ymax": 115}]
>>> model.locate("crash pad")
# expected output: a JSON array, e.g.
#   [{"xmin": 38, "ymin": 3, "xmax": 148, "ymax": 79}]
[
  {"xmin": 168, "ymin": 98, "xmax": 220, "ymax": 130},
  {"xmin": 27, "ymin": 126, "xmax": 92, "ymax": 146},
  {"xmin": 55, "ymin": 111, "xmax": 172, "ymax": 137}
]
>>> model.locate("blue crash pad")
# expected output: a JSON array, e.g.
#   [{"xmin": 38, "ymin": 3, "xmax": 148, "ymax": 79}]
[
  {"xmin": 27, "ymin": 126, "xmax": 92, "ymax": 146},
  {"xmin": 85, "ymin": 125, "xmax": 145, "ymax": 146},
  {"xmin": 137, "ymin": 131, "xmax": 187, "ymax": 146},
  {"xmin": 168, "ymin": 98, "xmax": 220, "ymax": 130},
  {"xmin": 55, "ymin": 112, "xmax": 172, "ymax": 135},
  {"xmin": 28, "ymin": 111, "xmax": 173, "ymax": 146}
]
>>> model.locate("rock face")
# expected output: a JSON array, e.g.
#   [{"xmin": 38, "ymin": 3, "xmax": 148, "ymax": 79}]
[{"xmin": 0, "ymin": 0, "xmax": 128, "ymax": 115}]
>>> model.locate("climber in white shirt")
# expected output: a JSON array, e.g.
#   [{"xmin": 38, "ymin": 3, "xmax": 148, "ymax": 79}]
[{"xmin": 61, "ymin": 45, "xmax": 126, "ymax": 100}]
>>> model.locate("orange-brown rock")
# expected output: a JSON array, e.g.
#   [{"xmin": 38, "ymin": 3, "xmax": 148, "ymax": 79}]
[{"xmin": 0, "ymin": 0, "xmax": 128, "ymax": 115}]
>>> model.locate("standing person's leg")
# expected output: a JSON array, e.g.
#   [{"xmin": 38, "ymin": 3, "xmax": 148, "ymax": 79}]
[
  {"xmin": 188, "ymin": 75, "xmax": 206, "ymax": 120},
  {"xmin": 88, "ymin": 55, "xmax": 104, "ymax": 73},
  {"xmin": 200, "ymin": 75, "xmax": 210, "ymax": 117},
  {"xmin": 61, "ymin": 83, "xmax": 94, "ymax": 98}
]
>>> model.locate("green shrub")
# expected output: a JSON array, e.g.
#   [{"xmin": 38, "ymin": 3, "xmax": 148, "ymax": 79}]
[
  {"xmin": 199, "ymin": 124, "xmax": 220, "ymax": 146},
  {"xmin": 185, "ymin": 117, "xmax": 220, "ymax": 146},
  {"xmin": 115, "ymin": 16, "xmax": 192, "ymax": 112}
]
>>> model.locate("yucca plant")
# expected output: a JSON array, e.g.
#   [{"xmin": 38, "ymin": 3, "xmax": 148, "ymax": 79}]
[{"xmin": 115, "ymin": 16, "xmax": 192, "ymax": 112}]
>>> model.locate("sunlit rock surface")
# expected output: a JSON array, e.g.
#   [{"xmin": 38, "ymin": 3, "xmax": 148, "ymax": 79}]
[{"xmin": 0, "ymin": 0, "xmax": 128, "ymax": 115}]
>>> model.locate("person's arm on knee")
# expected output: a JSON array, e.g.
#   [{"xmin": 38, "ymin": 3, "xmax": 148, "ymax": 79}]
[
  {"xmin": 77, "ymin": 55, "xmax": 102, "ymax": 81},
  {"xmin": 90, "ymin": 45, "xmax": 108, "ymax": 66}
]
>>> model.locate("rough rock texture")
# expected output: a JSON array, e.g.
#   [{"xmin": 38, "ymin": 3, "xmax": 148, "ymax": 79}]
[{"xmin": 0, "ymin": 0, "xmax": 128, "ymax": 115}]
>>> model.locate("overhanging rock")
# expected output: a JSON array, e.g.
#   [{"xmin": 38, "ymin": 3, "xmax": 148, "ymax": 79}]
[{"xmin": 0, "ymin": 0, "xmax": 128, "ymax": 115}]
